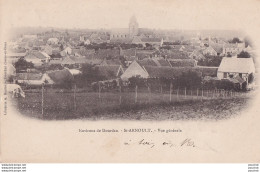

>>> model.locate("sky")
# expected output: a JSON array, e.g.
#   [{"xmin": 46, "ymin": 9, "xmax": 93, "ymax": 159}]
[{"xmin": 1, "ymin": 0, "xmax": 260, "ymax": 30}]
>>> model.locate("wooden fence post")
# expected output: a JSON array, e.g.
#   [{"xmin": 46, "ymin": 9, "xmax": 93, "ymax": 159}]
[
  {"xmin": 74, "ymin": 84, "xmax": 76, "ymax": 111},
  {"xmin": 41, "ymin": 84, "xmax": 44, "ymax": 118},
  {"xmin": 98, "ymin": 82, "xmax": 101, "ymax": 100},
  {"xmin": 184, "ymin": 87, "xmax": 187, "ymax": 99},
  {"xmin": 119, "ymin": 85, "xmax": 122, "ymax": 105},
  {"xmin": 148, "ymin": 85, "xmax": 151, "ymax": 103},
  {"xmin": 135, "ymin": 85, "xmax": 138, "ymax": 103},
  {"xmin": 177, "ymin": 87, "xmax": 179, "ymax": 100},
  {"xmin": 197, "ymin": 88, "xmax": 199, "ymax": 99},
  {"xmin": 170, "ymin": 83, "xmax": 172, "ymax": 102},
  {"xmin": 201, "ymin": 89, "xmax": 203, "ymax": 101}
]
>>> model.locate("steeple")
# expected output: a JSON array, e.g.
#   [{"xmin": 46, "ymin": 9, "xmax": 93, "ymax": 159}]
[
  {"xmin": 129, "ymin": 15, "xmax": 137, "ymax": 24},
  {"xmin": 129, "ymin": 15, "xmax": 139, "ymax": 38}
]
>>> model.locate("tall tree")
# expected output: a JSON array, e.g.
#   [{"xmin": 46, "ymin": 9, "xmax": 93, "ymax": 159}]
[
  {"xmin": 14, "ymin": 58, "xmax": 34, "ymax": 72},
  {"xmin": 229, "ymin": 37, "xmax": 242, "ymax": 44}
]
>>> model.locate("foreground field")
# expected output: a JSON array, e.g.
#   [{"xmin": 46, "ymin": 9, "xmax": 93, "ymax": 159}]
[{"xmin": 12, "ymin": 89, "xmax": 251, "ymax": 120}]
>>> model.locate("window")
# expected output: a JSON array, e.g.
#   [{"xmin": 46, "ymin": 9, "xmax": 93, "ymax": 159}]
[{"xmin": 224, "ymin": 72, "xmax": 227, "ymax": 78}]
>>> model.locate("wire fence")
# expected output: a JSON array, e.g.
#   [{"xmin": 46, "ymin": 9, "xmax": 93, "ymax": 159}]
[{"xmin": 16, "ymin": 84, "xmax": 249, "ymax": 119}]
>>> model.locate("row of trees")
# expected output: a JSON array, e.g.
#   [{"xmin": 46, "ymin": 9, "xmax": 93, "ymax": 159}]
[
  {"xmin": 197, "ymin": 55, "xmax": 223, "ymax": 67},
  {"xmin": 79, "ymin": 42, "xmax": 145, "ymax": 50},
  {"xmin": 127, "ymin": 71, "xmax": 248, "ymax": 92}
]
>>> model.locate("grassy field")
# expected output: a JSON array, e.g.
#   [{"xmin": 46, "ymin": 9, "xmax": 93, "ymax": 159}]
[{"xmin": 12, "ymin": 88, "xmax": 251, "ymax": 120}]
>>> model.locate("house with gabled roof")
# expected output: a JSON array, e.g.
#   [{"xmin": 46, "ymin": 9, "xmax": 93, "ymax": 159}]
[
  {"xmin": 43, "ymin": 44, "xmax": 53, "ymax": 55},
  {"xmin": 189, "ymin": 49, "xmax": 205, "ymax": 60},
  {"xmin": 120, "ymin": 60, "xmax": 150, "ymax": 79},
  {"xmin": 121, "ymin": 60, "xmax": 201, "ymax": 80},
  {"xmin": 131, "ymin": 36, "xmax": 142, "ymax": 45},
  {"xmin": 61, "ymin": 56, "xmax": 76, "ymax": 66},
  {"xmin": 202, "ymin": 46, "xmax": 218, "ymax": 56},
  {"xmin": 64, "ymin": 46, "xmax": 72, "ymax": 55},
  {"xmin": 209, "ymin": 43, "xmax": 223, "ymax": 56},
  {"xmin": 217, "ymin": 57, "xmax": 255, "ymax": 85},
  {"xmin": 120, "ymin": 59, "xmax": 171, "ymax": 80},
  {"xmin": 222, "ymin": 43, "xmax": 245, "ymax": 56},
  {"xmin": 24, "ymin": 51, "xmax": 50, "ymax": 66}
]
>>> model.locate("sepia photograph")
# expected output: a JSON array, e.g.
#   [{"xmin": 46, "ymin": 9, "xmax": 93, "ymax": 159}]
[{"xmin": 0, "ymin": 0, "xmax": 260, "ymax": 163}]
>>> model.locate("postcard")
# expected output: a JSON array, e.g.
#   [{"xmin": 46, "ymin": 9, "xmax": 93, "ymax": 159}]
[{"xmin": 0, "ymin": 0, "xmax": 260, "ymax": 163}]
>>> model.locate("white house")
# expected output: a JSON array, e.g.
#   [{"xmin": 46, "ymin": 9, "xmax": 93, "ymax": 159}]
[
  {"xmin": 64, "ymin": 47, "xmax": 72, "ymax": 55},
  {"xmin": 24, "ymin": 51, "xmax": 50, "ymax": 66},
  {"xmin": 217, "ymin": 57, "xmax": 255, "ymax": 84},
  {"xmin": 222, "ymin": 43, "xmax": 245, "ymax": 56}
]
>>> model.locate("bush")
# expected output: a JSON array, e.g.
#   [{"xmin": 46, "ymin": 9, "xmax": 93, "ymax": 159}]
[
  {"xmin": 202, "ymin": 79, "xmax": 241, "ymax": 91},
  {"xmin": 237, "ymin": 51, "xmax": 250, "ymax": 58},
  {"xmin": 175, "ymin": 71, "xmax": 202, "ymax": 89},
  {"xmin": 128, "ymin": 76, "xmax": 147, "ymax": 89}
]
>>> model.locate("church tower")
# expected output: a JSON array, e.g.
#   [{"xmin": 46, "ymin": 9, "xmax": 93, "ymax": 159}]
[{"xmin": 129, "ymin": 15, "xmax": 139, "ymax": 38}]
